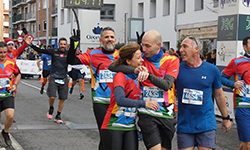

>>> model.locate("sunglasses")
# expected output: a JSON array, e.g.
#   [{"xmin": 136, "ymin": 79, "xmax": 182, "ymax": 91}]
[{"xmin": 188, "ymin": 36, "xmax": 198, "ymax": 47}]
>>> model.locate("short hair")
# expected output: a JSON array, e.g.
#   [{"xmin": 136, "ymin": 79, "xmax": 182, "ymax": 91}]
[
  {"xmin": 184, "ymin": 36, "xmax": 203, "ymax": 52},
  {"xmin": 100, "ymin": 27, "xmax": 115, "ymax": 38},
  {"xmin": 0, "ymin": 42, "xmax": 7, "ymax": 48},
  {"xmin": 59, "ymin": 37, "xmax": 67, "ymax": 43},
  {"xmin": 113, "ymin": 43, "xmax": 140, "ymax": 67},
  {"xmin": 243, "ymin": 35, "xmax": 250, "ymax": 46}
]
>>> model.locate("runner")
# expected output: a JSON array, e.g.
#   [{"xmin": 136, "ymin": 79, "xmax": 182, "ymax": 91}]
[
  {"xmin": 37, "ymin": 52, "xmax": 51, "ymax": 94},
  {"xmin": 27, "ymin": 37, "xmax": 69, "ymax": 124},
  {"xmin": 0, "ymin": 42, "xmax": 21, "ymax": 146},
  {"xmin": 68, "ymin": 47, "xmax": 85, "ymax": 99},
  {"xmin": 68, "ymin": 27, "xmax": 119, "ymax": 150}
]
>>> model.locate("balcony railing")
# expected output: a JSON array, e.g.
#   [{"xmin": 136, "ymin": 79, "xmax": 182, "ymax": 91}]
[
  {"xmin": 12, "ymin": 0, "xmax": 26, "ymax": 7},
  {"xmin": 12, "ymin": 14, "xmax": 25, "ymax": 23},
  {"xmin": 52, "ymin": 28, "xmax": 57, "ymax": 36},
  {"xmin": 26, "ymin": 0, "xmax": 36, "ymax": 3},
  {"xmin": 52, "ymin": 5, "xmax": 58, "ymax": 15}
]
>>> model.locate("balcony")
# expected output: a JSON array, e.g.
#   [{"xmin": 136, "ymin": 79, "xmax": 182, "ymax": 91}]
[
  {"xmin": 25, "ymin": 12, "xmax": 36, "ymax": 22},
  {"xmin": 12, "ymin": 0, "xmax": 26, "ymax": 8},
  {"xmin": 52, "ymin": 28, "xmax": 57, "ymax": 36},
  {"xmin": 12, "ymin": 14, "xmax": 26, "ymax": 24},
  {"xmin": 52, "ymin": 5, "xmax": 58, "ymax": 16}
]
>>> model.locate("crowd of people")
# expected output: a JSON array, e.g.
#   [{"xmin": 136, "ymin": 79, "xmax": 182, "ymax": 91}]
[{"xmin": 0, "ymin": 27, "xmax": 249, "ymax": 150}]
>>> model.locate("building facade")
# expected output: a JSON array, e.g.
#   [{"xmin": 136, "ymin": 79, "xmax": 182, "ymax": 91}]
[{"xmin": 0, "ymin": 0, "xmax": 9, "ymax": 41}]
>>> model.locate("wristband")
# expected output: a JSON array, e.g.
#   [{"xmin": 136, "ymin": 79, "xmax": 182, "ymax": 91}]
[{"xmin": 222, "ymin": 115, "xmax": 230, "ymax": 120}]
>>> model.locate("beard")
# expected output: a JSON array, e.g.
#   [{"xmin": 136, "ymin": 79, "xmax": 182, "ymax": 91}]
[{"xmin": 103, "ymin": 41, "xmax": 115, "ymax": 51}]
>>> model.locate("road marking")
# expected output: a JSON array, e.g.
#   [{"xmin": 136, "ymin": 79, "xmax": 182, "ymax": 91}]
[
  {"xmin": 20, "ymin": 81, "xmax": 47, "ymax": 92},
  {"xmin": 10, "ymin": 134, "xmax": 24, "ymax": 150}
]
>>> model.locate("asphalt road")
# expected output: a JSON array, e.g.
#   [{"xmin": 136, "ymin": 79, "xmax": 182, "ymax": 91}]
[{"xmin": 0, "ymin": 77, "xmax": 242, "ymax": 150}]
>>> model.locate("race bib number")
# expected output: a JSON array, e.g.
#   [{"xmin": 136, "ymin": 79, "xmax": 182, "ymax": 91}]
[
  {"xmin": 0, "ymin": 78, "xmax": 10, "ymax": 88},
  {"xmin": 143, "ymin": 86, "xmax": 164, "ymax": 102},
  {"xmin": 47, "ymin": 60, "xmax": 51, "ymax": 66},
  {"xmin": 124, "ymin": 107, "xmax": 136, "ymax": 117},
  {"xmin": 182, "ymin": 88, "xmax": 203, "ymax": 105},
  {"xmin": 246, "ymin": 85, "xmax": 250, "ymax": 98},
  {"xmin": 99, "ymin": 70, "xmax": 115, "ymax": 83},
  {"xmin": 55, "ymin": 79, "xmax": 64, "ymax": 84}
]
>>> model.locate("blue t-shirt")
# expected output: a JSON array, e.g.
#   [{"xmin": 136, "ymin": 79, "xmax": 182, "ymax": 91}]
[
  {"xmin": 40, "ymin": 54, "xmax": 51, "ymax": 70},
  {"xmin": 175, "ymin": 61, "xmax": 222, "ymax": 133}
]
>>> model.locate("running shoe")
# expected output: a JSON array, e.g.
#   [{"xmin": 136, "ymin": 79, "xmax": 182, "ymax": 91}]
[
  {"xmin": 47, "ymin": 107, "xmax": 54, "ymax": 119},
  {"xmin": 69, "ymin": 87, "xmax": 74, "ymax": 94},
  {"xmin": 13, "ymin": 119, "xmax": 16, "ymax": 123},
  {"xmin": 54, "ymin": 115, "xmax": 63, "ymax": 124},
  {"xmin": 79, "ymin": 94, "xmax": 84, "ymax": 100},
  {"xmin": 1, "ymin": 130, "xmax": 11, "ymax": 146},
  {"xmin": 40, "ymin": 87, "xmax": 44, "ymax": 94}
]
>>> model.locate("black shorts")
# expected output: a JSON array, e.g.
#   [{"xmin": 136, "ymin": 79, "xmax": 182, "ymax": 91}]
[
  {"xmin": 138, "ymin": 114, "xmax": 176, "ymax": 149},
  {"xmin": 47, "ymin": 77, "xmax": 69, "ymax": 100},
  {"xmin": 42, "ymin": 70, "xmax": 50, "ymax": 78},
  {"xmin": 0, "ymin": 96, "xmax": 15, "ymax": 112}
]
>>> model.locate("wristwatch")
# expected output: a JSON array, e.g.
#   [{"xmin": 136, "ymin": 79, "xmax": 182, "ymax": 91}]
[{"xmin": 222, "ymin": 115, "xmax": 230, "ymax": 120}]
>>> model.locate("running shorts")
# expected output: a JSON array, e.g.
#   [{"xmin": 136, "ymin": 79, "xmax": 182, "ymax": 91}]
[{"xmin": 47, "ymin": 76, "xmax": 69, "ymax": 100}]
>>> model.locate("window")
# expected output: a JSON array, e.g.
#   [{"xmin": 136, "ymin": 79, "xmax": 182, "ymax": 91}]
[
  {"xmin": 43, "ymin": 20, "xmax": 46, "ymax": 30},
  {"xmin": 38, "ymin": 22, "xmax": 40, "ymax": 31},
  {"xmin": 163, "ymin": 0, "xmax": 170, "ymax": 16},
  {"xmin": 138, "ymin": 3, "xmax": 143, "ymax": 18},
  {"xmin": 163, "ymin": 42, "xmax": 170, "ymax": 51},
  {"xmin": 3, "ymin": 15, "xmax": 5, "ymax": 20},
  {"xmin": 67, "ymin": 9, "xmax": 71, "ymax": 23},
  {"xmin": 178, "ymin": 0, "xmax": 185, "ymax": 13},
  {"xmin": 61, "ymin": 9, "xmax": 64, "ymax": 24},
  {"xmin": 38, "ymin": 1, "xmax": 40, "ymax": 10},
  {"xmin": 33, "ymin": 24, "xmax": 35, "ymax": 32},
  {"xmin": 195, "ymin": 0, "xmax": 203, "ymax": 10},
  {"xmin": 100, "ymin": 4, "xmax": 115, "ymax": 20},
  {"xmin": 150, "ymin": 0, "xmax": 156, "ymax": 18},
  {"xmin": 3, "ymin": 27, "xmax": 5, "ymax": 32},
  {"xmin": 213, "ymin": 0, "xmax": 218, "ymax": 7},
  {"xmin": 43, "ymin": 0, "xmax": 47, "ymax": 9}
]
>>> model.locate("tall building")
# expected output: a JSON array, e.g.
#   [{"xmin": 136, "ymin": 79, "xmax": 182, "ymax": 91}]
[{"xmin": 0, "ymin": 0, "xmax": 9, "ymax": 41}]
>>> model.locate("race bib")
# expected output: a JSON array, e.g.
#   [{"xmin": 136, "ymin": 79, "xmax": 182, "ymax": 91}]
[
  {"xmin": 55, "ymin": 79, "xmax": 64, "ymax": 84},
  {"xmin": 124, "ymin": 107, "xmax": 136, "ymax": 117},
  {"xmin": 47, "ymin": 60, "xmax": 51, "ymax": 66},
  {"xmin": 0, "ymin": 78, "xmax": 10, "ymax": 88},
  {"xmin": 182, "ymin": 88, "xmax": 203, "ymax": 105},
  {"xmin": 246, "ymin": 85, "xmax": 250, "ymax": 98},
  {"xmin": 99, "ymin": 70, "xmax": 115, "ymax": 83},
  {"xmin": 143, "ymin": 86, "xmax": 164, "ymax": 102}
]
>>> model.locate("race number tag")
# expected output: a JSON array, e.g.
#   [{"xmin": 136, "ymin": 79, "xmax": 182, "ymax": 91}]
[
  {"xmin": 182, "ymin": 88, "xmax": 203, "ymax": 105},
  {"xmin": 246, "ymin": 85, "xmax": 250, "ymax": 98},
  {"xmin": 0, "ymin": 78, "xmax": 10, "ymax": 88},
  {"xmin": 99, "ymin": 70, "xmax": 115, "ymax": 83},
  {"xmin": 55, "ymin": 79, "xmax": 64, "ymax": 84},
  {"xmin": 143, "ymin": 86, "xmax": 164, "ymax": 102},
  {"xmin": 47, "ymin": 60, "xmax": 51, "ymax": 66},
  {"xmin": 124, "ymin": 107, "xmax": 136, "ymax": 117}
]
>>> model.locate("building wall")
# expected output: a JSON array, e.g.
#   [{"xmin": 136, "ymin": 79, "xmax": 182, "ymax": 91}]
[
  {"xmin": 58, "ymin": 0, "xmax": 132, "ymax": 52},
  {"xmin": 0, "ymin": 0, "xmax": 3, "ymax": 41},
  {"xmin": 131, "ymin": 0, "xmax": 177, "ymax": 50}
]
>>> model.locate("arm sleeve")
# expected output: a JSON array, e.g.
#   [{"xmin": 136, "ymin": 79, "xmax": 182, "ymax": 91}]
[
  {"xmin": 221, "ymin": 72, "xmax": 235, "ymax": 88},
  {"xmin": 13, "ymin": 42, "xmax": 28, "ymax": 57},
  {"xmin": 30, "ymin": 44, "xmax": 51, "ymax": 54},
  {"xmin": 108, "ymin": 62, "xmax": 135, "ymax": 73},
  {"xmin": 115, "ymin": 86, "xmax": 145, "ymax": 108},
  {"xmin": 67, "ymin": 39, "xmax": 82, "ymax": 65},
  {"xmin": 147, "ymin": 72, "xmax": 175, "ymax": 91}
]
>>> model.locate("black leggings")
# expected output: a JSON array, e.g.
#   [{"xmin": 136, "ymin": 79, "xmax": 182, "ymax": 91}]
[
  {"xmin": 109, "ymin": 130, "xmax": 138, "ymax": 150},
  {"xmin": 93, "ymin": 103, "xmax": 112, "ymax": 150}
]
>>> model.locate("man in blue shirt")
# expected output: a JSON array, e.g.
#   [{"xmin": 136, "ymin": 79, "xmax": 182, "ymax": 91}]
[
  {"xmin": 37, "ymin": 51, "xmax": 52, "ymax": 94},
  {"xmin": 175, "ymin": 36, "xmax": 231, "ymax": 150}
]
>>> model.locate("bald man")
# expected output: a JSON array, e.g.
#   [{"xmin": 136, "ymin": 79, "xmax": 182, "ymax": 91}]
[{"xmin": 109, "ymin": 30, "xmax": 180, "ymax": 150}]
